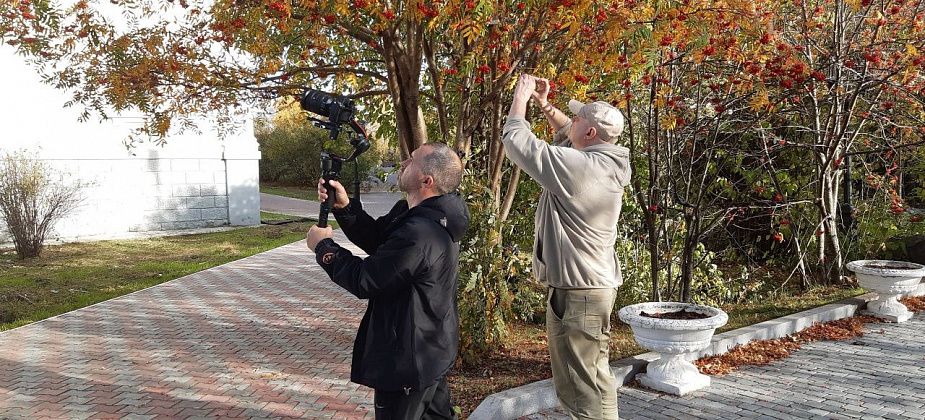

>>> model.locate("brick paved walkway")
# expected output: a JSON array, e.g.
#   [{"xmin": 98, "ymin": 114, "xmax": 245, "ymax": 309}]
[
  {"xmin": 0, "ymin": 233, "xmax": 375, "ymax": 419},
  {"xmin": 525, "ymin": 311, "xmax": 925, "ymax": 419},
  {"xmin": 3, "ymin": 230, "xmax": 924, "ymax": 420}
]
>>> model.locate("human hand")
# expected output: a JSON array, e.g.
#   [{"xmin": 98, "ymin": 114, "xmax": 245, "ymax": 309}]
[
  {"xmin": 318, "ymin": 178, "xmax": 350, "ymax": 209},
  {"xmin": 531, "ymin": 78, "xmax": 550, "ymax": 106},
  {"xmin": 306, "ymin": 225, "xmax": 334, "ymax": 251},
  {"xmin": 513, "ymin": 74, "xmax": 538, "ymax": 102}
]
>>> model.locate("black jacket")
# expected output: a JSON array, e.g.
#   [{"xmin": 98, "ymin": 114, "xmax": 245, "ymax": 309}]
[{"xmin": 314, "ymin": 193, "xmax": 470, "ymax": 392}]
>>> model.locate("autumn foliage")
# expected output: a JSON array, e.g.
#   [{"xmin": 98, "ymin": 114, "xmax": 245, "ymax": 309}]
[{"xmin": 4, "ymin": 0, "xmax": 924, "ymax": 355}]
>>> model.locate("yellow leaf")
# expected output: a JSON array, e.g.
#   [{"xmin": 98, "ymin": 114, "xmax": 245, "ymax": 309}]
[
  {"xmin": 263, "ymin": 58, "xmax": 280, "ymax": 74},
  {"xmin": 342, "ymin": 73, "xmax": 358, "ymax": 88},
  {"xmin": 569, "ymin": 20, "xmax": 581, "ymax": 37},
  {"xmin": 542, "ymin": 63, "xmax": 558, "ymax": 79},
  {"xmin": 556, "ymin": 20, "xmax": 570, "ymax": 32},
  {"xmin": 637, "ymin": 4, "xmax": 655, "ymax": 21},
  {"xmin": 659, "ymin": 116, "xmax": 676, "ymax": 131},
  {"xmin": 461, "ymin": 23, "xmax": 481, "ymax": 44},
  {"xmin": 574, "ymin": 84, "xmax": 588, "ymax": 98},
  {"xmin": 902, "ymin": 67, "xmax": 916, "ymax": 84},
  {"xmin": 906, "ymin": 44, "xmax": 919, "ymax": 57},
  {"xmin": 750, "ymin": 88, "xmax": 769, "ymax": 112}
]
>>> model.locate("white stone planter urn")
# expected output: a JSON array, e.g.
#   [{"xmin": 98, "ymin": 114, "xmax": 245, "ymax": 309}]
[
  {"xmin": 846, "ymin": 260, "xmax": 925, "ymax": 323},
  {"xmin": 618, "ymin": 302, "xmax": 728, "ymax": 396}
]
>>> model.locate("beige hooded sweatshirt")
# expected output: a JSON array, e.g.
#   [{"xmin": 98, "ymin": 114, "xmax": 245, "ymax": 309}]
[{"xmin": 502, "ymin": 117, "xmax": 632, "ymax": 289}]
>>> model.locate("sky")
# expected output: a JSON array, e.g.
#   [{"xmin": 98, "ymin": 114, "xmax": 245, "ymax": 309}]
[
  {"xmin": 0, "ymin": 46, "xmax": 254, "ymax": 159},
  {"xmin": 0, "ymin": 46, "xmax": 140, "ymax": 157}
]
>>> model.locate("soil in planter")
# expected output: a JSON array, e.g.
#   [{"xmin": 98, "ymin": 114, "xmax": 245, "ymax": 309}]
[
  {"xmin": 640, "ymin": 309, "xmax": 711, "ymax": 320},
  {"xmin": 862, "ymin": 262, "xmax": 916, "ymax": 270}
]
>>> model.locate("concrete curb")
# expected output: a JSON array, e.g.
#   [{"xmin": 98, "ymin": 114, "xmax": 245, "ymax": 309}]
[{"xmin": 468, "ymin": 292, "xmax": 880, "ymax": 420}]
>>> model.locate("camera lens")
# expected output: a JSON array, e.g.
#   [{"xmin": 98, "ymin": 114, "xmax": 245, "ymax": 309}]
[
  {"xmin": 300, "ymin": 89, "xmax": 329, "ymax": 115},
  {"xmin": 301, "ymin": 89, "xmax": 355, "ymax": 123}
]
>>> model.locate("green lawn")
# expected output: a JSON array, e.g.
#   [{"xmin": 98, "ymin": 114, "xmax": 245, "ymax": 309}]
[
  {"xmin": 261, "ymin": 182, "xmax": 318, "ymax": 201},
  {"xmin": 717, "ymin": 285, "xmax": 865, "ymax": 333},
  {"xmin": 261, "ymin": 211, "xmax": 310, "ymax": 223},
  {"xmin": 0, "ymin": 222, "xmax": 315, "ymax": 331}
]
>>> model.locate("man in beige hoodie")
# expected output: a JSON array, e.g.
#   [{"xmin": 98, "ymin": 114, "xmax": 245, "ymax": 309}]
[{"xmin": 503, "ymin": 74, "xmax": 631, "ymax": 419}]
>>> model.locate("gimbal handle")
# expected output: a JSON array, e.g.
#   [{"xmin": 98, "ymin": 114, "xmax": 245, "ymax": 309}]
[
  {"xmin": 312, "ymin": 118, "xmax": 369, "ymax": 228},
  {"xmin": 318, "ymin": 154, "xmax": 343, "ymax": 228}
]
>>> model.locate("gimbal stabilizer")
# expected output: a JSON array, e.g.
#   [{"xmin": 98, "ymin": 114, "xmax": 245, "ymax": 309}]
[{"xmin": 300, "ymin": 89, "xmax": 371, "ymax": 227}]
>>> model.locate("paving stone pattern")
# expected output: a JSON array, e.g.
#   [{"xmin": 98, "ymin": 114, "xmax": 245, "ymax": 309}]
[
  {"xmin": 525, "ymin": 312, "xmax": 925, "ymax": 420},
  {"xmin": 3, "ymin": 226, "xmax": 923, "ymax": 420},
  {"xmin": 0, "ymin": 234, "xmax": 375, "ymax": 419}
]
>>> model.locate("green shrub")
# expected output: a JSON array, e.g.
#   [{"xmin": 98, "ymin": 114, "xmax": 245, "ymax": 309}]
[
  {"xmin": 256, "ymin": 119, "xmax": 326, "ymax": 185},
  {"xmin": 454, "ymin": 164, "xmax": 552, "ymax": 361},
  {"xmin": 849, "ymin": 194, "xmax": 925, "ymax": 261},
  {"xmin": 615, "ymin": 204, "xmax": 768, "ymax": 307},
  {"xmin": 256, "ymin": 118, "xmax": 384, "ymax": 190},
  {"xmin": 457, "ymin": 219, "xmax": 511, "ymax": 363},
  {"xmin": 510, "ymin": 272, "xmax": 545, "ymax": 324}
]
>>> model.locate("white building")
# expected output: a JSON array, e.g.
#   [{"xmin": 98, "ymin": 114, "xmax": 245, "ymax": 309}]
[{"xmin": 0, "ymin": 47, "xmax": 261, "ymax": 244}]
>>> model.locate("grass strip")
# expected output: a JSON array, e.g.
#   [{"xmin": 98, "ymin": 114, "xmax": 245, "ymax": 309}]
[
  {"xmin": 260, "ymin": 183, "xmax": 318, "ymax": 201},
  {"xmin": 0, "ymin": 222, "xmax": 314, "ymax": 331}
]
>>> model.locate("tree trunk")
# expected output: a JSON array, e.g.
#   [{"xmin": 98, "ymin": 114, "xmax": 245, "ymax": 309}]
[
  {"xmin": 679, "ymin": 209, "xmax": 701, "ymax": 303},
  {"xmin": 647, "ymin": 223, "xmax": 660, "ymax": 301},
  {"xmin": 488, "ymin": 95, "xmax": 505, "ymax": 212},
  {"xmin": 499, "ymin": 168, "xmax": 520, "ymax": 222},
  {"xmin": 381, "ymin": 30, "xmax": 427, "ymax": 159},
  {"xmin": 647, "ymin": 77, "xmax": 663, "ymax": 302},
  {"xmin": 816, "ymin": 168, "xmax": 843, "ymax": 283},
  {"xmin": 422, "ymin": 37, "xmax": 450, "ymax": 141},
  {"xmin": 823, "ymin": 170, "xmax": 844, "ymax": 282},
  {"xmin": 792, "ymin": 225, "xmax": 810, "ymax": 290}
]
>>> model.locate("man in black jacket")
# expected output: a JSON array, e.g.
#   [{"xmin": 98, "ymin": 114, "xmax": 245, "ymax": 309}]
[{"xmin": 306, "ymin": 142, "xmax": 469, "ymax": 420}]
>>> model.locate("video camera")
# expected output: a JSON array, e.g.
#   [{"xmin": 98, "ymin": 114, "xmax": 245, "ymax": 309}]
[
  {"xmin": 300, "ymin": 89, "xmax": 356, "ymax": 125},
  {"xmin": 300, "ymin": 88, "xmax": 371, "ymax": 228}
]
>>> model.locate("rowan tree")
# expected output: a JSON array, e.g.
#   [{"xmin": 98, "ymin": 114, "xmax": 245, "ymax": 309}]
[
  {"xmin": 3, "ymin": 0, "xmax": 604, "ymax": 356},
  {"xmin": 746, "ymin": 0, "xmax": 925, "ymax": 281}
]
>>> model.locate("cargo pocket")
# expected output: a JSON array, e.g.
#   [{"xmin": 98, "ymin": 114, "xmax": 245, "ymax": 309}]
[
  {"xmin": 546, "ymin": 288, "xmax": 565, "ymax": 337},
  {"xmin": 581, "ymin": 293, "xmax": 609, "ymax": 341},
  {"xmin": 582, "ymin": 312, "xmax": 602, "ymax": 341}
]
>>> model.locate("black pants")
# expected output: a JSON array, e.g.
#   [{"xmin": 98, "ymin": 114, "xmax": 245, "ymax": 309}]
[{"xmin": 373, "ymin": 377, "xmax": 456, "ymax": 420}]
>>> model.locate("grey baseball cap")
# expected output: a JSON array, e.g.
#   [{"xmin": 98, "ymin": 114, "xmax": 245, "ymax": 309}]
[{"xmin": 567, "ymin": 99, "xmax": 625, "ymax": 142}]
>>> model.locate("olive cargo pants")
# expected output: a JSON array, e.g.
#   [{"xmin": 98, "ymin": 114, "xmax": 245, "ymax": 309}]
[{"xmin": 547, "ymin": 287, "xmax": 619, "ymax": 420}]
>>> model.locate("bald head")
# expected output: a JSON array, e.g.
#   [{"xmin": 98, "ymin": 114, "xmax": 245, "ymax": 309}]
[{"xmin": 419, "ymin": 143, "xmax": 463, "ymax": 195}]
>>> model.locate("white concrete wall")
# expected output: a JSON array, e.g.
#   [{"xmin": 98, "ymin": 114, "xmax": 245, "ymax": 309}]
[{"xmin": 0, "ymin": 47, "xmax": 261, "ymax": 244}]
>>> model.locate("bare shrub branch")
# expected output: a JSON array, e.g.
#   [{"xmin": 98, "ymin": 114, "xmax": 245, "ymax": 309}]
[{"xmin": 0, "ymin": 150, "xmax": 86, "ymax": 259}]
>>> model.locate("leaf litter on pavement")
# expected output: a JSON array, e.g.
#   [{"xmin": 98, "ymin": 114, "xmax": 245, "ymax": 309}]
[{"xmin": 696, "ymin": 296, "xmax": 924, "ymax": 375}]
